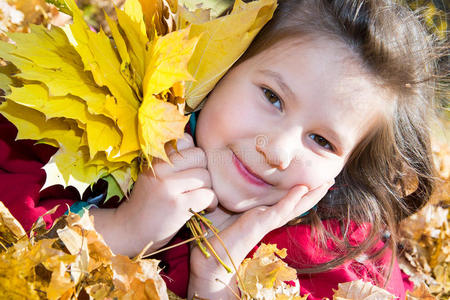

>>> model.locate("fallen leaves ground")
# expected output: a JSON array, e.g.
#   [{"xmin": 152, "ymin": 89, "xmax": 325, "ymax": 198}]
[
  {"xmin": 398, "ymin": 132, "xmax": 450, "ymax": 299},
  {"xmin": 0, "ymin": 201, "xmax": 169, "ymax": 299}
]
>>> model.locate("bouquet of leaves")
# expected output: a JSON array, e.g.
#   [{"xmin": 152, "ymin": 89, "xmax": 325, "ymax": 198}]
[{"xmin": 0, "ymin": 0, "xmax": 276, "ymax": 201}]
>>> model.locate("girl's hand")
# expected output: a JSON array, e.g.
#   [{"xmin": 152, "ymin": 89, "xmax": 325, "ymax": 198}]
[
  {"xmin": 188, "ymin": 180, "xmax": 334, "ymax": 299},
  {"xmin": 91, "ymin": 133, "xmax": 218, "ymax": 256}
]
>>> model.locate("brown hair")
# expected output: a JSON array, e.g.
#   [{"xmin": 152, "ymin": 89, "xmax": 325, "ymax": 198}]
[{"xmin": 239, "ymin": 0, "xmax": 442, "ymax": 284}]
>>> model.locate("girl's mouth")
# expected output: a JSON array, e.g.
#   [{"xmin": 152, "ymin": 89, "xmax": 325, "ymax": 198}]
[{"xmin": 231, "ymin": 151, "xmax": 272, "ymax": 187}]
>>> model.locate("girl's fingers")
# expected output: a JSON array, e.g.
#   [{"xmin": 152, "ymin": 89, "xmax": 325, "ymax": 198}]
[
  {"xmin": 264, "ymin": 180, "xmax": 334, "ymax": 228},
  {"xmin": 184, "ymin": 188, "xmax": 218, "ymax": 212},
  {"xmin": 274, "ymin": 185, "xmax": 309, "ymax": 214},
  {"xmin": 151, "ymin": 133, "xmax": 196, "ymax": 171},
  {"xmin": 166, "ymin": 133, "xmax": 195, "ymax": 155},
  {"xmin": 153, "ymin": 147, "xmax": 207, "ymax": 177},
  {"xmin": 292, "ymin": 180, "xmax": 335, "ymax": 216},
  {"xmin": 165, "ymin": 167, "xmax": 212, "ymax": 194}
]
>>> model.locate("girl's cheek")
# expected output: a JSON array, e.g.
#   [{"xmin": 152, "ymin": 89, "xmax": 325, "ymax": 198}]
[{"xmin": 288, "ymin": 156, "xmax": 343, "ymax": 190}]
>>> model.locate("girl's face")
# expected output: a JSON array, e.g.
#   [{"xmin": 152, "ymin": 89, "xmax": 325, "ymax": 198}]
[{"xmin": 196, "ymin": 37, "xmax": 387, "ymax": 212}]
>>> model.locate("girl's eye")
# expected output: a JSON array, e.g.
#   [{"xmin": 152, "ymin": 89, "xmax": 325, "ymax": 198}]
[
  {"xmin": 262, "ymin": 87, "xmax": 282, "ymax": 110},
  {"xmin": 309, "ymin": 134, "xmax": 334, "ymax": 151}
]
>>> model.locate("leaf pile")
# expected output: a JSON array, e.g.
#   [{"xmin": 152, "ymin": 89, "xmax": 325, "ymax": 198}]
[
  {"xmin": 0, "ymin": 201, "xmax": 168, "ymax": 299},
  {"xmin": 0, "ymin": 0, "xmax": 276, "ymax": 200},
  {"xmin": 399, "ymin": 139, "xmax": 450, "ymax": 299}
]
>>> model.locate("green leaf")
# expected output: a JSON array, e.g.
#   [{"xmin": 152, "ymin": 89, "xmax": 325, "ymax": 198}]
[
  {"xmin": 180, "ymin": 0, "xmax": 234, "ymax": 18},
  {"xmin": 102, "ymin": 175, "xmax": 125, "ymax": 204}
]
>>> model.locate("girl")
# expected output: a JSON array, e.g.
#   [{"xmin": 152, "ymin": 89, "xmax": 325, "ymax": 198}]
[{"xmin": 0, "ymin": 0, "xmax": 440, "ymax": 299}]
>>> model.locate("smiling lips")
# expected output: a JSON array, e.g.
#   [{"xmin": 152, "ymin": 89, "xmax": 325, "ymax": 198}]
[{"xmin": 231, "ymin": 151, "xmax": 272, "ymax": 187}]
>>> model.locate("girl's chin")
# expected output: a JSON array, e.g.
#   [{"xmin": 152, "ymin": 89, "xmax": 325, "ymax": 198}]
[{"xmin": 217, "ymin": 193, "xmax": 262, "ymax": 213}]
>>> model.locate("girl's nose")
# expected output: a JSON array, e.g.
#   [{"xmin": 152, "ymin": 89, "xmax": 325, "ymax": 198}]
[{"xmin": 255, "ymin": 129, "xmax": 302, "ymax": 170}]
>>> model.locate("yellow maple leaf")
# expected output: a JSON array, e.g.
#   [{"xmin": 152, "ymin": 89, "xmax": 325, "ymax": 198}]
[
  {"xmin": 238, "ymin": 243, "xmax": 302, "ymax": 300},
  {"xmin": 115, "ymin": 0, "xmax": 149, "ymax": 85},
  {"xmin": 184, "ymin": 0, "xmax": 277, "ymax": 111},
  {"xmin": 7, "ymin": 84, "xmax": 123, "ymax": 158},
  {"xmin": 0, "ymin": 25, "xmax": 110, "ymax": 116},
  {"xmin": 104, "ymin": 13, "xmax": 135, "ymax": 89},
  {"xmin": 0, "ymin": 99, "xmax": 79, "ymax": 145},
  {"xmin": 143, "ymin": 27, "xmax": 198, "ymax": 97},
  {"xmin": 65, "ymin": 0, "xmax": 137, "ymax": 107},
  {"xmin": 138, "ymin": 94, "xmax": 189, "ymax": 162},
  {"xmin": 43, "ymin": 145, "xmax": 103, "ymax": 192},
  {"xmin": 139, "ymin": 0, "xmax": 178, "ymax": 36}
]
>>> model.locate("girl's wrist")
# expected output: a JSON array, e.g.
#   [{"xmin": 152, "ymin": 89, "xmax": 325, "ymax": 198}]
[
  {"xmin": 113, "ymin": 202, "xmax": 166, "ymax": 256},
  {"xmin": 90, "ymin": 206, "xmax": 141, "ymax": 256},
  {"xmin": 188, "ymin": 272, "xmax": 238, "ymax": 300}
]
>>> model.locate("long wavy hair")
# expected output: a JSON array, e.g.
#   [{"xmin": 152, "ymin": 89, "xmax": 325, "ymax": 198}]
[{"xmin": 238, "ymin": 0, "xmax": 442, "ymax": 284}]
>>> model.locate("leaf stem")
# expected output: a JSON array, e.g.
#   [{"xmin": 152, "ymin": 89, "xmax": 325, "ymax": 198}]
[
  {"xmin": 142, "ymin": 234, "xmax": 205, "ymax": 259},
  {"xmin": 187, "ymin": 218, "xmax": 210, "ymax": 257},
  {"xmin": 189, "ymin": 209, "xmax": 244, "ymax": 287}
]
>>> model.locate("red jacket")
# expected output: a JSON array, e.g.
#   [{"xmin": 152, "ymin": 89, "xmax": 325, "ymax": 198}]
[{"xmin": 0, "ymin": 114, "xmax": 413, "ymax": 299}]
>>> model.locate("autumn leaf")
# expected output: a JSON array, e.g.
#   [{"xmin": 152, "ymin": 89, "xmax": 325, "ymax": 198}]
[
  {"xmin": 138, "ymin": 0, "xmax": 178, "ymax": 36},
  {"xmin": 406, "ymin": 283, "xmax": 437, "ymax": 300},
  {"xmin": 180, "ymin": 0, "xmax": 234, "ymax": 18},
  {"xmin": 0, "ymin": 201, "xmax": 26, "ymax": 246},
  {"xmin": 0, "ymin": 25, "xmax": 111, "ymax": 116},
  {"xmin": 184, "ymin": 0, "xmax": 277, "ymax": 111},
  {"xmin": 332, "ymin": 280, "xmax": 396, "ymax": 300},
  {"xmin": 238, "ymin": 243, "xmax": 306, "ymax": 300},
  {"xmin": 115, "ymin": 0, "xmax": 149, "ymax": 85},
  {"xmin": 138, "ymin": 94, "xmax": 189, "ymax": 162},
  {"xmin": 143, "ymin": 28, "xmax": 197, "ymax": 98}
]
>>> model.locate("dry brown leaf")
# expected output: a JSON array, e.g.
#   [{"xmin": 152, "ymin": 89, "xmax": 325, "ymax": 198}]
[
  {"xmin": 0, "ymin": 201, "xmax": 26, "ymax": 246},
  {"xmin": 238, "ymin": 243, "xmax": 305, "ymax": 300},
  {"xmin": 406, "ymin": 282, "xmax": 436, "ymax": 300},
  {"xmin": 332, "ymin": 280, "xmax": 395, "ymax": 300},
  {"xmin": 398, "ymin": 135, "xmax": 450, "ymax": 298},
  {"xmin": 0, "ymin": 201, "xmax": 168, "ymax": 299},
  {"xmin": 168, "ymin": 289, "xmax": 186, "ymax": 300}
]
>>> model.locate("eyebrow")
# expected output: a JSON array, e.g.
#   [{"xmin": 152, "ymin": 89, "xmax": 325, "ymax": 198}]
[{"xmin": 258, "ymin": 69, "xmax": 297, "ymax": 102}]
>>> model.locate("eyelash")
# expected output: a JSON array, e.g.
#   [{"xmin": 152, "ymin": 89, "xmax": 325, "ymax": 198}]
[{"xmin": 261, "ymin": 87, "xmax": 334, "ymax": 152}]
